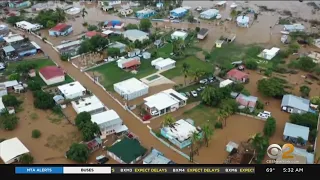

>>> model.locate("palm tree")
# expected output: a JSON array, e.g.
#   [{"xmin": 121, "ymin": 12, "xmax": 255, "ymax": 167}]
[
  {"xmin": 125, "ymin": 43, "xmax": 135, "ymax": 53},
  {"xmin": 247, "ymin": 133, "xmax": 264, "ymax": 150},
  {"xmin": 81, "ymin": 8, "xmax": 88, "ymax": 20},
  {"xmin": 202, "ymin": 124, "xmax": 214, "ymax": 147},
  {"xmin": 172, "ymin": 38, "xmax": 185, "ymax": 56},
  {"xmin": 201, "ymin": 86, "xmax": 214, "ymax": 105},
  {"xmin": 190, "ymin": 131, "xmax": 199, "ymax": 162},
  {"xmin": 181, "ymin": 63, "xmax": 190, "ymax": 86},
  {"xmin": 162, "ymin": 114, "xmax": 176, "ymax": 128},
  {"xmin": 217, "ymin": 110, "xmax": 229, "ymax": 128},
  {"xmin": 191, "ymin": 69, "xmax": 205, "ymax": 83}
]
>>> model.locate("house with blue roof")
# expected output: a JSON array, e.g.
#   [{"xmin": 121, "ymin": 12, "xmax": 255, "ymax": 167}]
[
  {"xmin": 283, "ymin": 24, "xmax": 305, "ymax": 32},
  {"xmin": 136, "ymin": 9, "xmax": 156, "ymax": 19},
  {"xmin": 170, "ymin": 7, "xmax": 188, "ymax": 18},
  {"xmin": 143, "ymin": 148, "xmax": 175, "ymax": 164},
  {"xmin": 200, "ymin": 9, "xmax": 219, "ymax": 19},
  {"xmin": 281, "ymin": 94, "xmax": 316, "ymax": 114},
  {"xmin": 283, "ymin": 122, "xmax": 309, "ymax": 146}
]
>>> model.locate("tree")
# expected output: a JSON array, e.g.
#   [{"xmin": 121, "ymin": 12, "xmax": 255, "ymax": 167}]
[
  {"xmin": 264, "ymin": 68, "xmax": 273, "ymax": 77},
  {"xmin": 81, "ymin": 122, "xmax": 100, "ymax": 141},
  {"xmin": 190, "ymin": 69, "xmax": 205, "ymax": 82},
  {"xmin": 16, "ymin": 63, "xmax": 36, "ymax": 74},
  {"xmin": 126, "ymin": 23, "xmax": 139, "ymax": 30},
  {"xmin": 46, "ymin": 20, "xmax": 55, "ymax": 28},
  {"xmin": 217, "ymin": 109, "xmax": 229, "ymax": 128},
  {"xmin": 232, "ymin": 83, "xmax": 244, "ymax": 92},
  {"xmin": 32, "ymin": 129, "xmax": 41, "ymax": 138},
  {"xmin": 33, "ymin": 91, "xmax": 55, "ymax": 110},
  {"xmin": 107, "ymin": 47, "xmax": 120, "ymax": 57},
  {"xmin": 201, "ymin": 86, "xmax": 215, "ymax": 105},
  {"xmin": 256, "ymin": 100, "xmax": 264, "ymax": 109},
  {"xmin": 87, "ymin": 25, "xmax": 98, "ymax": 31},
  {"xmin": 8, "ymin": 73, "xmax": 20, "ymax": 81},
  {"xmin": 139, "ymin": 18, "xmax": 152, "ymax": 31},
  {"xmin": 290, "ymin": 113, "xmax": 318, "ymax": 131},
  {"xmin": 78, "ymin": 40, "xmax": 94, "ymax": 54},
  {"xmin": 263, "ymin": 117, "xmax": 276, "ymax": 137},
  {"xmin": 298, "ymin": 57, "xmax": 316, "ymax": 72},
  {"xmin": 75, "ymin": 112, "xmax": 91, "ymax": 130},
  {"xmin": 187, "ymin": 14, "xmax": 194, "ymax": 23},
  {"xmin": 163, "ymin": 114, "xmax": 176, "ymax": 128},
  {"xmin": 288, "ymin": 43, "xmax": 300, "ymax": 53},
  {"xmin": 219, "ymin": 99, "xmax": 238, "ymax": 115},
  {"xmin": 34, "ymin": 9, "xmax": 66, "ymax": 28},
  {"xmin": 247, "ymin": 133, "xmax": 264, "ymax": 150},
  {"xmin": 20, "ymin": 154, "xmax": 34, "ymax": 164},
  {"xmin": 190, "ymin": 131, "xmax": 200, "ymax": 162},
  {"xmin": 1, "ymin": 113, "xmax": 19, "ymax": 130},
  {"xmin": 81, "ymin": 8, "xmax": 88, "ymax": 20},
  {"xmin": 89, "ymin": 35, "xmax": 109, "ymax": 51},
  {"xmin": 172, "ymin": 38, "xmax": 185, "ymax": 56},
  {"xmin": 241, "ymin": 88, "xmax": 251, "ymax": 96},
  {"xmin": 55, "ymin": 8, "xmax": 66, "ymax": 22},
  {"xmin": 27, "ymin": 81, "xmax": 42, "ymax": 91},
  {"xmin": 6, "ymin": 16, "xmax": 24, "ymax": 25},
  {"xmin": 182, "ymin": 63, "xmax": 190, "ymax": 86},
  {"xmin": 257, "ymin": 78, "xmax": 285, "ymax": 97},
  {"xmin": 134, "ymin": 40, "xmax": 142, "ymax": 49},
  {"xmin": 66, "ymin": 143, "xmax": 90, "ymax": 163},
  {"xmin": 245, "ymin": 60, "xmax": 258, "ymax": 70},
  {"xmin": 300, "ymin": 85, "xmax": 311, "ymax": 97},
  {"xmin": 195, "ymin": 27, "xmax": 200, "ymax": 32},
  {"xmin": 297, "ymin": 136, "xmax": 304, "ymax": 145},
  {"xmin": 202, "ymin": 124, "xmax": 213, "ymax": 147},
  {"xmin": 2, "ymin": 95, "xmax": 20, "ymax": 107}
]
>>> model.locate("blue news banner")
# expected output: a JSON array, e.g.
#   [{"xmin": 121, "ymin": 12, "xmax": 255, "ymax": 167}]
[{"xmin": 15, "ymin": 167, "xmax": 112, "ymax": 174}]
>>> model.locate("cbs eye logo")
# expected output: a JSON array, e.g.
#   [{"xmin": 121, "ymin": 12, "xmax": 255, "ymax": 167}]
[{"xmin": 267, "ymin": 144, "xmax": 295, "ymax": 159}]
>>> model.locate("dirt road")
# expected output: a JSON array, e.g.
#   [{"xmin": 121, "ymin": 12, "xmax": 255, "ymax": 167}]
[{"xmin": 6, "ymin": 26, "xmax": 191, "ymax": 164}]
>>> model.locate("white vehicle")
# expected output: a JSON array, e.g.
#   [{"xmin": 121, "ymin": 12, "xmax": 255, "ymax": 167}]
[
  {"xmin": 257, "ymin": 111, "xmax": 271, "ymax": 119},
  {"xmin": 199, "ymin": 79, "xmax": 208, "ymax": 84},
  {"xmin": 151, "ymin": 111, "xmax": 159, "ymax": 116},
  {"xmin": 191, "ymin": 91, "xmax": 198, "ymax": 97}
]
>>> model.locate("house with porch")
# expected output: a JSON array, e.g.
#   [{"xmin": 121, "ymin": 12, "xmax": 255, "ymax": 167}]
[
  {"xmin": 161, "ymin": 119, "xmax": 202, "ymax": 149},
  {"xmin": 281, "ymin": 94, "xmax": 316, "ymax": 114},
  {"xmin": 283, "ymin": 122, "xmax": 309, "ymax": 146},
  {"xmin": 144, "ymin": 89, "xmax": 187, "ymax": 117},
  {"xmin": 107, "ymin": 137, "xmax": 147, "ymax": 164},
  {"xmin": 226, "ymin": 69, "xmax": 249, "ymax": 83}
]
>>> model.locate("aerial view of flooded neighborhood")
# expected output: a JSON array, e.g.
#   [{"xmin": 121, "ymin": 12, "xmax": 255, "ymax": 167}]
[{"xmin": 0, "ymin": 0, "xmax": 320, "ymax": 165}]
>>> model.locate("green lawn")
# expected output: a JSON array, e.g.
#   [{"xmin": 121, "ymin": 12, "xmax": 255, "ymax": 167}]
[
  {"xmin": 5, "ymin": 58, "xmax": 74, "ymax": 86},
  {"xmin": 89, "ymin": 61, "xmax": 157, "ymax": 90},
  {"xmin": 181, "ymin": 104, "xmax": 217, "ymax": 127},
  {"xmin": 156, "ymin": 43, "xmax": 173, "ymax": 58},
  {"xmin": 161, "ymin": 56, "xmax": 213, "ymax": 79}
]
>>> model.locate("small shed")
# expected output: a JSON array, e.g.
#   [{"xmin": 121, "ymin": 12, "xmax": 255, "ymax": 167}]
[
  {"xmin": 53, "ymin": 95, "xmax": 65, "ymax": 104},
  {"xmin": 142, "ymin": 52, "xmax": 151, "ymax": 59},
  {"xmin": 219, "ymin": 79, "xmax": 233, "ymax": 88},
  {"xmin": 215, "ymin": 40, "xmax": 224, "ymax": 48},
  {"xmin": 283, "ymin": 122, "xmax": 309, "ymax": 145},
  {"xmin": 154, "ymin": 39, "xmax": 163, "ymax": 48},
  {"xmin": 28, "ymin": 69, "xmax": 36, "ymax": 77},
  {"xmin": 13, "ymin": 84, "xmax": 24, "ymax": 93},
  {"xmin": 3, "ymin": 46, "xmax": 15, "ymax": 56},
  {"xmin": 171, "ymin": 31, "xmax": 188, "ymax": 40}
]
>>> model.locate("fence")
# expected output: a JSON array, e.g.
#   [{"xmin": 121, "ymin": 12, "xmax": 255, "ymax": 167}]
[
  {"xmin": 147, "ymin": 125, "xmax": 191, "ymax": 162},
  {"xmin": 236, "ymin": 112, "xmax": 266, "ymax": 121}
]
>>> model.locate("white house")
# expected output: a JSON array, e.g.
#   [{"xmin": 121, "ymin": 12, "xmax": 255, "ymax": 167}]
[
  {"xmin": 3, "ymin": 34, "xmax": 24, "ymax": 45},
  {"xmin": 219, "ymin": 79, "xmax": 233, "ymax": 88},
  {"xmin": 114, "ymin": 78, "xmax": 149, "ymax": 101},
  {"xmin": 58, "ymin": 81, "xmax": 86, "ymax": 100},
  {"xmin": 151, "ymin": 57, "xmax": 176, "ymax": 71},
  {"xmin": 71, "ymin": 95, "xmax": 106, "ymax": 115},
  {"xmin": 117, "ymin": 57, "xmax": 141, "ymax": 69},
  {"xmin": 144, "ymin": 89, "xmax": 187, "ymax": 116},
  {"xmin": 171, "ymin": 31, "xmax": 188, "ymax": 40},
  {"xmin": 15, "ymin": 21, "xmax": 42, "ymax": 31},
  {"xmin": 123, "ymin": 29, "xmax": 149, "ymax": 42},
  {"xmin": 258, "ymin": 47, "xmax": 280, "ymax": 60},
  {"xmin": 0, "ymin": 84, "xmax": 8, "ymax": 97},
  {"xmin": 39, "ymin": 66, "xmax": 65, "ymax": 85},
  {"xmin": 200, "ymin": 9, "xmax": 219, "ymax": 19},
  {"xmin": 0, "ymin": 137, "xmax": 29, "ymax": 164},
  {"xmin": 143, "ymin": 149, "xmax": 174, "ymax": 164},
  {"xmin": 91, "ymin": 110, "xmax": 127, "ymax": 136}
]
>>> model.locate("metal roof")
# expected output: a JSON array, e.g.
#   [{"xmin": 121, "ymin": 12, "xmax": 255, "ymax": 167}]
[
  {"xmin": 281, "ymin": 94, "xmax": 310, "ymax": 112},
  {"xmin": 283, "ymin": 122, "xmax": 309, "ymax": 140}
]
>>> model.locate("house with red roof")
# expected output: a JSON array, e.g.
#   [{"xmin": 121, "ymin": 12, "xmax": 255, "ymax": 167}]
[
  {"xmin": 117, "ymin": 57, "xmax": 141, "ymax": 70},
  {"xmin": 226, "ymin": 69, "xmax": 249, "ymax": 83},
  {"xmin": 49, "ymin": 23, "xmax": 73, "ymax": 37},
  {"xmin": 39, "ymin": 66, "xmax": 65, "ymax": 85},
  {"xmin": 85, "ymin": 31, "xmax": 106, "ymax": 39}
]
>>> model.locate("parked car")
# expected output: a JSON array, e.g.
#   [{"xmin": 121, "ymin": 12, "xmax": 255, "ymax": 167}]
[
  {"xmin": 191, "ymin": 91, "xmax": 198, "ymax": 97},
  {"xmin": 200, "ymin": 86, "xmax": 205, "ymax": 90},
  {"xmin": 185, "ymin": 92, "xmax": 191, "ymax": 97},
  {"xmin": 151, "ymin": 111, "xmax": 159, "ymax": 116},
  {"xmin": 199, "ymin": 79, "xmax": 208, "ymax": 84},
  {"xmin": 96, "ymin": 155, "xmax": 109, "ymax": 164},
  {"xmin": 257, "ymin": 111, "xmax": 272, "ymax": 119},
  {"xmin": 196, "ymin": 88, "xmax": 202, "ymax": 92},
  {"xmin": 208, "ymin": 76, "xmax": 214, "ymax": 81}
]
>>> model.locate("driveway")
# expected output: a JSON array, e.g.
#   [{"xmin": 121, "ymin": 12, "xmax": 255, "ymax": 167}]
[{"xmin": 6, "ymin": 24, "xmax": 191, "ymax": 164}]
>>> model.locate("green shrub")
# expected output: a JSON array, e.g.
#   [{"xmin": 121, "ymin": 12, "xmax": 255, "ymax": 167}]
[
  {"xmin": 307, "ymin": 145, "xmax": 314, "ymax": 153},
  {"xmin": 215, "ymin": 122, "xmax": 223, "ymax": 129},
  {"xmin": 32, "ymin": 129, "xmax": 41, "ymax": 138}
]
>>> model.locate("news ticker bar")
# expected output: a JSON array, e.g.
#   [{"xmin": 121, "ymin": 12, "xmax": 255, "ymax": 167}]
[{"xmin": 15, "ymin": 167, "xmax": 255, "ymax": 174}]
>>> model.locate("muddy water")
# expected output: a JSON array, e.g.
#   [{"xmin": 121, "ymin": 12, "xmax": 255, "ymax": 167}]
[{"xmin": 4, "ymin": 24, "xmax": 191, "ymax": 164}]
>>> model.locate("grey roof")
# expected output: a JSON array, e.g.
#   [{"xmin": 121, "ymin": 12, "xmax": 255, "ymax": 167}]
[
  {"xmin": 230, "ymin": 92, "xmax": 239, "ymax": 98},
  {"xmin": 143, "ymin": 149, "xmax": 172, "ymax": 164},
  {"xmin": 3, "ymin": 45, "xmax": 15, "ymax": 53},
  {"xmin": 124, "ymin": 29, "xmax": 148, "ymax": 39},
  {"xmin": 284, "ymin": 24, "xmax": 305, "ymax": 32},
  {"xmin": 284, "ymin": 122, "xmax": 309, "ymax": 140},
  {"xmin": 293, "ymin": 147, "xmax": 314, "ymax": 164},
  {"xmin": 198, "ymin": 28, "xmax": 209, "ymax": 36},
  {"xmin": 109, "ymin": 41, "xmax": 127, "ymax": 49},
  {"xmin": 281, "ymin": 94, "xmax": 310, "ymax": 112}
]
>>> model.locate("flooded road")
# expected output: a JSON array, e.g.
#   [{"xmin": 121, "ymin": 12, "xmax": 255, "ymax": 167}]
[{"xmin": 4, "ymin": 24, "xmax": 191, "ymax": 164}]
